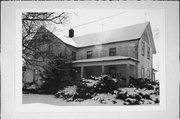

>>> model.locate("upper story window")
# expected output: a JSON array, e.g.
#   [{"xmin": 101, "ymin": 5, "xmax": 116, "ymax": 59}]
[
  {"xmin": 72, "ymin": 51, "xmax": 76, "ymax": 60},
  {"xmin": 147, "ymin": 46, "xmax": 150, "ymax": 59},
  {"xmin": 109, "ymin": 48, "xmax": 116, "ymax": 56},
  {"xmin": 87, "ymin": 51, "xmax": 92, "ymax": 59},
  {"xmin": 141, "ymin": 41, "xmax": 145, "ymax": 56}
]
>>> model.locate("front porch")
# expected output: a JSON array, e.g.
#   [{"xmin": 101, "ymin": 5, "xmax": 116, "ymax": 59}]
[{"xmin": 73, "ymin": 56, "xmax": 138, "ymax": 86}]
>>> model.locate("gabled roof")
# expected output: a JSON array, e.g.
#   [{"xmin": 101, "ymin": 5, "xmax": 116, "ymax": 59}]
[
  {"xmin": 50, "ymin": 29, "xmax": 77, "ymax": 47},
  {"xmin": 72, "ymin": 22, "xmax": 149, "ymax": 48},
  {"xmin": 144, "ymin": 23, "xmax": 156, "ymax": 54},
  {"xmin": 33, "ymin": 26, "xmax": 77, "ymax": 47},
  {"xmin": 33, "ymin": 22, "xmax": 156, "ymax": 53}
]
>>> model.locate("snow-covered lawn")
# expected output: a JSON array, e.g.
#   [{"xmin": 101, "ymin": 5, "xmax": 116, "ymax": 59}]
[
  {"xmin": 23, "ymin": 90, "xmax": 158, "ymax": 106},
  {"xmin": 23, "ymin": 93, "xmax": 124, "ymax": 106},
  {"xmin": 23, "ymin": 75, "xmax": 159, "ymax": 106}
]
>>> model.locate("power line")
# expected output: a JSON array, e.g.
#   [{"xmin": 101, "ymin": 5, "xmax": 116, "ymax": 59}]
[
  {"xmin": 145, "ymin": 12, "xmax": 147, "ymax": 22},
  {"xmin": 59, "ymin": 11, "xmax": 127, "ymax": 32}
]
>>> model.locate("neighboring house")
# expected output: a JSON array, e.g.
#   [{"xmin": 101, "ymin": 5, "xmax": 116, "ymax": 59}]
[{"xmin": 23, "ymin": 22, "xmax": 156, "ymax": 86}]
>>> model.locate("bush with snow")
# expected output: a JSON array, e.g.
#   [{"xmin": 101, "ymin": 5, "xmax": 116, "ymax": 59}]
[
  {"xmin": 23, "ymin": 82, "xmax": 41, "ymax": 93},
  {"xmin": 55, "ymin": 86, "xmax": 77, "ymax": 102},
  {"xmin": 124, "ymin": 98, "xmax": 140, "ymax": 105},
  {"xmin": 55, "ymin": 75, "xmax": 159, "ymax": 105},
  {"xmin": 74, "ymin": 75, "xmax": 119, "ymax": 99},
  {"xmin": 56, "ymin": 75, "xmax": 119, "ymax": 101},
  {"xmin": 91, "ymin": 93, "xmax": 118, "ymax": 104},
  {"xmin": 73, "ymin": 82, "xmax": 96, "ymax": 100},
  {"xmin": 129, "ymin": 77, "xmax": 159, "ymax": 90},
  {"xmin": 95, "ymin": 75, "xmax": 119, "ymax": 93},
  {"xmin": 116, "ymin": 88, "xmax": 128, "ymax": 100},
  {"xmin": 115, "ymin": 88, "xmax": 159, "ymax": 105}
]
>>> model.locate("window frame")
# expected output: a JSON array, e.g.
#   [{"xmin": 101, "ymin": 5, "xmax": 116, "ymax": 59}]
[
  {"xmin": 141, "ymin": 67, "xmax": 145, "ymax": 78},
  {"xmin": 147, "ymin": 69, "xmax": 150, "ymax": 79},
  {"xmin": 141, "ymin": 41, "xmax": 145, "ymax": 56},
  {"xmin": 87, "ymin": 50, "xmax": 93, "ymax": 59},
  {"xmin": 109, "ymin": 47, "xmax": 116, "ymax": 56},
  {"xmin": 147, "ymin": 46, "xmax": 150, "ymax": 59}
]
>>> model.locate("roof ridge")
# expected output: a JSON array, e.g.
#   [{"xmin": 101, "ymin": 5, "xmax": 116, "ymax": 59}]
[{"xmin": 73, "ymin": 22, "xmax": 149, "ymax": 39}]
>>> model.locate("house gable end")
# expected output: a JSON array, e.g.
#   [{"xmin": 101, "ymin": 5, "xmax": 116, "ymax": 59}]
[
  {"xmin": 27, "ymin": 26, "xmax": 68, "ymax": 59},
  {"xmin": 34, "ymin": 26, "xmax": 66, "ymax": 46},
  {"xmin": 140, "ymin": 22, "xmax": 156, "ymax": 54}
]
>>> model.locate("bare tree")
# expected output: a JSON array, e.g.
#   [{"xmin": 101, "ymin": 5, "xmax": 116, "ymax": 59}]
[{"xmin": 22, "ymin": 12, "xmax": 70, "ymax": 66}]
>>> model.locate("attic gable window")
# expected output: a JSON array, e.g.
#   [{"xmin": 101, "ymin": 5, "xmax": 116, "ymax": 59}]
[
  {"xmin": 87, "ymin": 51, "xmax": 92, "ymax": 59},
  {"xmin": 141, "ymin": 41, "xmax": 145, "ymax": 56},
  {"xmin": 109, "ymin": 48, "xmax": 116, "ymax": 56}
]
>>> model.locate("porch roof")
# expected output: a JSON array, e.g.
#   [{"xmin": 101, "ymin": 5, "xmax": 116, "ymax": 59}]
[{"xmin": 72, "ymin": 56, "xmax": 138, "ymax": 63}]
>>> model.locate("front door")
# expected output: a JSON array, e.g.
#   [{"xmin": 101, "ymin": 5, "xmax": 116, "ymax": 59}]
[{"xmin": 109, "ymin": 66, "xmax": 116, "ymax": 78}]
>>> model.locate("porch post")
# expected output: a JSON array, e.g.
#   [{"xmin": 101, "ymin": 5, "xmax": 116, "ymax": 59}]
[
  {"xmin": 126, "ymin": 63, "xmax": 130, "ymax": 86},
  {"xmin": 102, "ymin": 65, "xmax": 105, "ymax": 75},
  {"xmin": 80, "ymin": 66, "xmax": 84, "ymax": 78}
]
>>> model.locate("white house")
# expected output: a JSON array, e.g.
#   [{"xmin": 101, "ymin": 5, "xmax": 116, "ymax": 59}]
[{"xmin": 23, "ymin": 22, "xmax": 156, "ymax": 86}]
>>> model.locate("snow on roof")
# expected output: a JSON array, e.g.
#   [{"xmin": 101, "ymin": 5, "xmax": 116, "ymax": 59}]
[
  {"xmin": 41, "ymin": 22, "xmax": 150, "ymax": 48},
  {"xmin": 72, "ymin": 22, "xmax": 149, "ymax": 48},
  {"xmin": 43, "ymin": 26, "xmax": 77, "ymax": 47},
  {"xmin": 54, "ymin": 33, "xmax": 77, "ymax": 47},
  {"xmin": 72, "ymin": 56, "xmax": 138, "ymax": 63}
]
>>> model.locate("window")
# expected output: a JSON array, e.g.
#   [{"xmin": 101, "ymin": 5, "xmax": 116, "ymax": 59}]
[
  {"xmin": 109, "ymin": 48, "xmax": 116, "ymax": 56},
  {"xmin": 141, "ymin": 41, "xmax": 145, "ymax": 56},
  {"xmin": 87, "ymin": 51, "xmax": 92, "ymax": 59},
  {"xmin": 147, "ymin": 69, "xmax": 150, "ymax": 79},
  {"xmin": 147, "ymin": 47, "xmax": 150, "ymax": 59},
  {"xmin": 141, "ymin": 67, "xmax": 145, "ymax": 78},
  {"xmin": 72, "ymin": 51, "xmax": 76, "ymax": 60}
]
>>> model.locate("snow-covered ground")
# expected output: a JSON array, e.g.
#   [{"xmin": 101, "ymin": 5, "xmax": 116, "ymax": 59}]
[
  {"xmin": 23, "ymin": 76, "xmax": 159, "ymax": 106},
  {"xmin": 23, "ymin": 94, "xmax": 124, "ymax": 106}
]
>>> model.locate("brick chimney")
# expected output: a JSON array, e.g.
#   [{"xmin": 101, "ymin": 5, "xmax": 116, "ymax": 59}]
[{"xmin": 69, "ymin": 28, "xmax": 74, "ymax": 38}]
